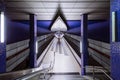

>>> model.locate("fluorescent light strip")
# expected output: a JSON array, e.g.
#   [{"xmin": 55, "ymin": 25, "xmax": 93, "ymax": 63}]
[
  {"xmin": 112, "ymin": 12, "xmax": 115, "ymax": 42},
  {"xmin": 36, "ymin": 41, "xmax": 38, "ymax": 54},
  {"xmin": 1, "ymin": 12, "xmax": 5, "ymax": 43},
  {"xmin": 80, "ymin": 41, "xmax": 82, "ymax": 53}
]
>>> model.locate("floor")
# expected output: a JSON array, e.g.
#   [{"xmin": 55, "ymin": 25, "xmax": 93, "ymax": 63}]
[
  {"xmin": 49, "ymin": 74, "xmax": 88, "ymax": 80},
  {"xmin": 40, "ymin": 37, "xmax": 81, "ymax": 74},
  {"xmin": 0, "ymin": 36, "xmax": 104, "ymax": 80}
]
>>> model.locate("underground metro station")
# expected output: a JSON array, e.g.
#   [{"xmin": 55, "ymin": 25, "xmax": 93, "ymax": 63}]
[{"xmin": 0, "ymin": 0, "xmax": 119, "ymax": 80}]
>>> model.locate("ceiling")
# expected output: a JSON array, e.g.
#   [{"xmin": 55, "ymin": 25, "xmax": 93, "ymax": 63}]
[{"xmin": 4, "ymin": 0, "xmax": 110, "ymax": 20}]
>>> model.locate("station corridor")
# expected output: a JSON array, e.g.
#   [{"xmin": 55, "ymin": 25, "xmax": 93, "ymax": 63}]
[
  {"xmin": 0, "ymin": 0, "xmax": 120, "ymax": 80},
  {"xmin": 40, "ymin": 33, "xmax": 80, "ymax": 73}
]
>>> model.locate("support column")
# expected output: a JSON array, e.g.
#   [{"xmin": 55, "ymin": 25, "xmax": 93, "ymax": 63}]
[
  {"xmin": 111, "ymin": 0, "xmax": 120, "ymax": 80},
  {"xmin": 80, "ymin": 14, "xmax": 88, "ymax": 75},
  {"xmin": 0, "ymin": 12, "xmax": 6, "ymax": 73},
  {"xmin": 29, "ymin": 14, "xmax": 37, "ymax": 68}
]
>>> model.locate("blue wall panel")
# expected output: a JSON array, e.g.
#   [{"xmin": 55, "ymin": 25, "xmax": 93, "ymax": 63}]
[
  {"xmin": 111, "ymin": 0, "xmax": 120, "ymax": 80},
  {"xmin": 6, "ymin": 20, "xmax": 109, "ymax": 44},
  {"xmin": 111, "ymin": 42, "xmax": 120, "ymax": 80},
  {"xmin": 67, "ymin": 20, "xmax": 109, "ymax": 43},
  {"xmin": 6, "ymin": 20, "xmax": 51, "ymax": 44},
  {"xmin": 0, "ymin": 43, "xmax": 6, "ymax": 73},
  {"xmin": 117, "ymin": 11, "xmax": 120, "ymax": 41}
]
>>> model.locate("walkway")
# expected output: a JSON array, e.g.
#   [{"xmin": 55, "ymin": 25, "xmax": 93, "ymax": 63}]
[{"xmin": 40, "ymin": 37, "xmax": 81, "ymax": 73}]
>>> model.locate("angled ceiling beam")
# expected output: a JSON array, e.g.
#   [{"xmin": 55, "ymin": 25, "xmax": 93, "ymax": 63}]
[{"xmin": 48, "ymin": 5, "xmax": 70, "ymax": 30}]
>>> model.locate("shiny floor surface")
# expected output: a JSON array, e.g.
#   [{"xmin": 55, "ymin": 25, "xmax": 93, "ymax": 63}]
[
  {"xmin": 0, "ymin": 37, "xmax": 105, "ymax": 80},
  {"xmin": 40, "ymin": 37, "xmax": 81, "ymax": 73},
  {"xmin": 49, "ymin": 75, "xmax": 88, "ymax": 80}
]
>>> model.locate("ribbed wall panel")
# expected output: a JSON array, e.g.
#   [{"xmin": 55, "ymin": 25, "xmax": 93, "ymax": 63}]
[
  {"xmin": 65, "ymin": 33, "xmax": 110, "ymax": 71},
  {"xmin": 6, "ymin": 34, "xmax": 53, "ymax": 72}
]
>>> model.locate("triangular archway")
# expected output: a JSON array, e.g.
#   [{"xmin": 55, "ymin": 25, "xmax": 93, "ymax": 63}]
[
  {"xmin": 51, "ymin": 16, "xmax": 67, "ymax": 31},
  {"xmin": 48, "ymin": 6, "xmax": 69, "ymax": 30}
]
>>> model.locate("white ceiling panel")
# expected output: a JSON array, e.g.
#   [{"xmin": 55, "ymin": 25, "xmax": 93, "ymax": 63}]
[{"xmin": 5, "ymin": 0, "xmax": 110, "ymax": 20}]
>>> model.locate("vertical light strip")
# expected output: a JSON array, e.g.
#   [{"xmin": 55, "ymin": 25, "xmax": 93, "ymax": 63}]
[
  {"xmin": 0, "ymin": 12, "xmax": 5, "ymax": 43},
  {"xmin": 112, "ymin": 12, "xmax": 116, "ymax": 42},
  {"xmin": 36, "ymin": 41, "xmax": 38, "ymax": 54},
  {"xmin": 80, "ymin": 41, "xmax": 82, "ymax": 53}
]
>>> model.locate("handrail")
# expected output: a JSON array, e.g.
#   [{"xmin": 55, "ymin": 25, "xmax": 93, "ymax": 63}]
[
  {"xmin": 42, "ymin": 52, "xmax": 55, "ymax": 80},
  {"xmin": 86, "ymin": 66, "xmax": 113, "ymax": 80},
  {"xmin": 100, "ymin": 69, "xmax": 113, "ymax": 80},
  {"xmin": 16, "ymin": 67, "xmax": 51, "ymax": 80},
  {"xmin": 16, "ymin": 49, "xmax": 56, "ymax": 80}
]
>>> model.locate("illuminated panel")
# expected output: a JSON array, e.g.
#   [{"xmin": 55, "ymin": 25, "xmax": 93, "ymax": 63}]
[
  {"xmin": 0, "ymin": 12, "xmax": 5, "ymax": 43},
  {"xmin": 80, "ymin": 41, "xmax": 82, "ymax": 53},
  {"xmin": 51, "ymin": 16, "xmax": 67, "ymax": 31},
  {"xmin": 36, "ymin": 41, "xmax": 38, "ymax": 54},
  {"xmin": 112, "ymin": 12, "xmax": 116, "ymax": 42}
]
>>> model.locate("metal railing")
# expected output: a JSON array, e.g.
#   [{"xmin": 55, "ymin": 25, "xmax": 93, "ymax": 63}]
[
  {"xmin": 16, "ymin": 51, "xmax": 55, "ymax": 80},
  {"xmin": 86, "ymin": 66, "xmax": 113, "ymax": 80}
]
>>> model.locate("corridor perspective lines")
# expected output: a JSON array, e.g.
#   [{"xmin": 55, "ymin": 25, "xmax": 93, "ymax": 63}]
[{"xmin": 41, "ymin": 36, "xmax": 81, "ymax": 73}]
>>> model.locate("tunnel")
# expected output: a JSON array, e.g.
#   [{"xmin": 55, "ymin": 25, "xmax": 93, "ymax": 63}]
[{"xmin": 0, "ymin": 0, "xmax": 118, "ymax": 80}]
